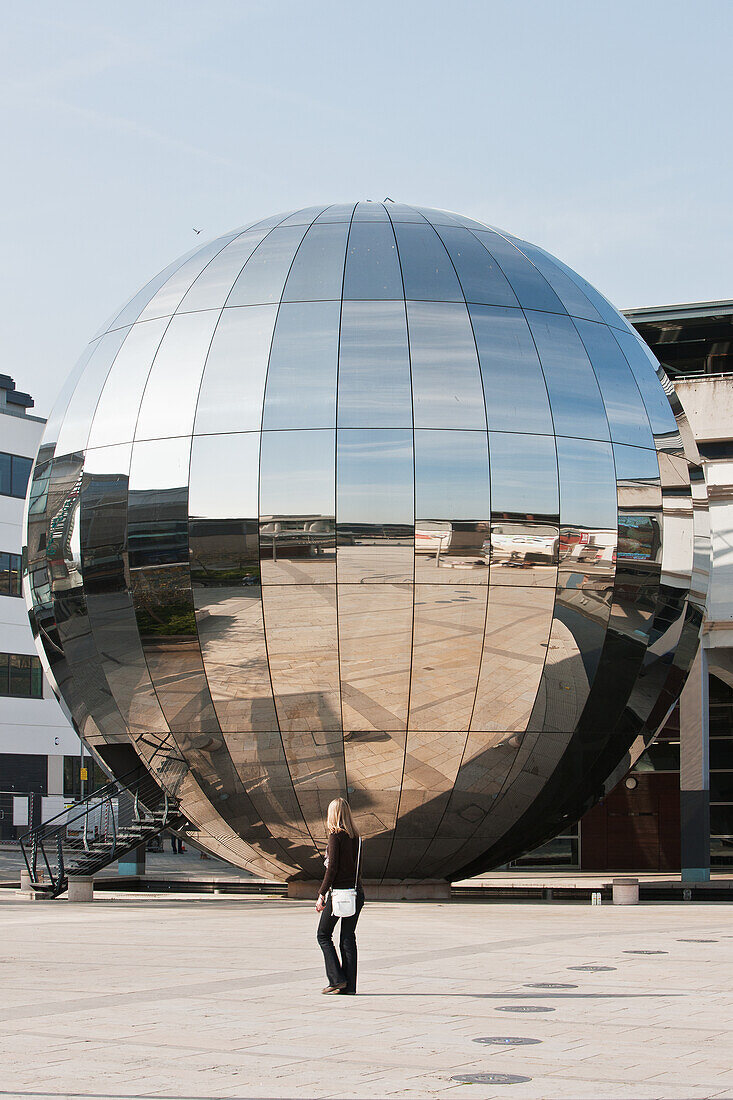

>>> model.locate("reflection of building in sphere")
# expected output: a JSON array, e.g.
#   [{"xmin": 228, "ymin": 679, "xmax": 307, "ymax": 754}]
[{"xmin": 25, "ymin": 202, "xmax": 708, "ymax": 883}]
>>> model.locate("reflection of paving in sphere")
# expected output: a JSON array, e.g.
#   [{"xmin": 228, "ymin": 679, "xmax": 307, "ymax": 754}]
[{"xmin": 26, "ymin": 202, "xmax": 707, "ymax": 882}]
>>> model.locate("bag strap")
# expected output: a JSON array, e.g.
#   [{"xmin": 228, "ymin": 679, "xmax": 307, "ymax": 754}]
[{"xmin": 354, "ymin": 836, "xmax": 362, "ymax": 890}]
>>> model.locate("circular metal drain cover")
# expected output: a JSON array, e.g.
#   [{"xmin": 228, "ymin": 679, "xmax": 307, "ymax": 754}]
[
  {"xmin": 678, "ymin": 938, "xmax": 718, "ymax": 943},
  {"xmin": 496, "ymin": 1005, "xmax": 554, "ymax": 1012},
  {"xmin": 452, "ymin": 1073, "xmax": 532, "ymax": 1085},
  {"xmin": 623, "ymin": 950, "xmax": 668, "ymax": 954},
  {"xmin": 474, "ymin": 1037, "xmax": 543, "ymax": 1046},
  {"xmin": 568, "ymin": 965, "xmax": 616, "ymax": 971},
  {"xmin": 524, "ymin": 982, "xmax": 577, "ymax": 989}
]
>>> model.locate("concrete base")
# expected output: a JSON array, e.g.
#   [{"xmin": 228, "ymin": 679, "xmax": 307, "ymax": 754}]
[
  {"xmin": 19, "ymin": 869, "xmax": 53, "ymax": 900},
  {"xmin": 68, "ymin": 876, "xmax": 94, "ymax": 902},
  {"xmin": 612, "ymin": 877, "xmax": 639, "ymax": 905},
  {"xmin": 287, "ymin": 879, "xmax": 451, "ymax": 901}
]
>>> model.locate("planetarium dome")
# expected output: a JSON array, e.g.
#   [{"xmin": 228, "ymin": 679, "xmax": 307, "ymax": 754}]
[{"xmin": 25, "ymin": 201, "xmax": 707, "ymax": 883}]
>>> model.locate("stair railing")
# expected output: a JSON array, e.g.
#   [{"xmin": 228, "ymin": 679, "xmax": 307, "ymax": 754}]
[{"xmin": 20, "ymin": 757, "xmax": 188, "ymax": 898}]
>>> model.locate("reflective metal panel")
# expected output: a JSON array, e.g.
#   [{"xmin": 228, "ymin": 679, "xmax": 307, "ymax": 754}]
[
  {"xmin": 434, "ymin": 226, "xmax": 518, "ymax": 306},
  {"xmin": 336, "ymin": 429, "xmax": 414, "ymax": 583},
  {"xmin": 415, "ymin": 429, "xmax": 489, "ymax": 583},
  {"xmin": 342, "ymin": 220, "xmax": 403, "ymax": 300},
  {"xmin": 226, "ymin": 224, "xmax": 311, "ymax": 306},
  {"xmin": 539, "ymin": 584, "xmax": 612, "ymax": 729},
  {"xmin": 469, "ymin": 305, "xmax": 553, "ymax": 435},
  {"xmin": 99, "ymin": 247, "xmax": 200, "ymax": 335},
  {"xmin": 415, "ymin": 206, "xmax": 487, "ymax": 230},
  {"xmin": 260, "ymin": 429, "xmax": 335, "ymax": 585},
  {"xmin": 262, "ymin": 302, "xmax": 340, "ymax": 429},
  {"xmin": 55, "ymin": 328, "xmax": 131, "ymax": 456},
  {"xmin": 473, "ymin": 231, "xmax": 566, "ymax": 314},
  {"xmin": 515, "ymin": 243, "xmax": 626, "ymax": 331},
  {"xmin": 263, "ymin": 583, "xmax": 341, "ymax": 731},
  {"xmin": 526, "ymin": 311, "xmax": 610, "ymax": 441},
  {"xmin": 194, "ymin": 585, "xmax": 276, "ymax": 732},
  {"xmin": 193, "ymin": 305, "xmax": 278, "ymax": 435},
  {"xmin": 489, "ymin": 431, "xmax": 559, "ymax": 588},
  {"xmin": 574, "ymin": 319, "xmax": 655, "ymax": 449},
  {"xmin": 127, "ymin": 437, "xmax": 190, "ymax": 569},
  {"xmin": 39, "ymin": 343, "xmax": 99, "ymax": 453},
  {"xmin": 135, "ymin": 310, "xmax": 221, "ymax": 441},
  {"xmin": 612, "ymin": 329, "xmax": 683, "ymax": 449},
  {"xmin": 278, "ymin": 206, "xmax": 330, "ymax": 226},
  {"xmin": 407, "ymin": 301, "xmax": 486, "ymax": 429},
  {"xmin": 82, "ymin": 443, "xmax": 169, "ymax": 736},
  {"xmin": 224, "ymin": 732, "xmax": 317, "ymax": 860},
  {"xmin": 189, "ymin": 433, "xmax": 277, "ymax": 731},
  {"xmin": 127, "ymin": 436, "xmax": 219, "ymax": 734},
  {"xmin": 338, "ymin": 584, "xmax": 412, "ymax": 731},
  {"xmin": 507, "ymin": 239, "xmax": 602, "ymax": 322},
  {"xmin": 471, "ymin": 586, "xmax": 556, "ymax": 731},
  {"xmin": 343, "ymin": 730, "xmax": 405, "ymax": 844},
  {"xmin": 409, "ymin": 584, "xmax": 486, "ymax": 731},
  {"xmin": 47, "ymin": 451, "xmax": 126, "ymax": 744},
  {"xmin": 391, "ymin": 221, "xmax": 463, "ymax": 301},
  {"xmin": 282, "ymin": 221, "xmax": 351, "ymax": 302},
  {"xmin": 556, "ymin": 437, "xmax": 617, "ymax": 589},
  {"xmin": 177, "ymin": 229, "xmax": 270, "ymax": 313},
  {"xmin": 315, "ymin": 203, "xmax": 357, "ymax": 222},
  {"xmin": 337, "ymin": 302, "xmax": 412, "ymax": 428},
  {"xmin": 384, "ymin": 204, "xmax": 426, "ymax": 222},
  {"xmin": 137, "ymin": 233, "xmax": 240, "ymax": 321},
  {"xmin": 352, "ymin": 201, "xmax": 390, "ymax": 222},
  {"xmin": 570, "ymin": 444, "xmax": 662, "ymax": 740},
  {"xmin": 129, "ymin": 558, "xmax": 220, "ymax": 734},
  {"xmin": 279, "ymin": 729, "xmax": 346, "ymax": 843},
  {"xmin": 386, "ymin": 731, "xmax": 467, "ymax": 877},
  {"xmin": 432, "ymin": 731, "xmax": 525, "ymax": 841},
  {"xmin": 88, "ymin": 319, "xmax": 169, "ymax": 449}
]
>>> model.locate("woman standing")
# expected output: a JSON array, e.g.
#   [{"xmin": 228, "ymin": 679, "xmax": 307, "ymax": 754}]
[{"xmin": 316, "ymin": 798, "xmax": 364, "ymax": 995}]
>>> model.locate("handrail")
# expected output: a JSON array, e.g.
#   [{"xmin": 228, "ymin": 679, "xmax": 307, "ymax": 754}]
[{"xmin": 19, "ymin": 755, "xmax": 188, "ymax": 897}]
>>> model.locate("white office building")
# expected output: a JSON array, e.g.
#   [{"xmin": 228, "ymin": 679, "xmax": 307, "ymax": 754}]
[{"xmin": 0, "ymin": 375, "xmax": 80, "ymax": 838}]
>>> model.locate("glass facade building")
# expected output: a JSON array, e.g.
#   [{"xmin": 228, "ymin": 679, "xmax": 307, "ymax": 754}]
[{"xmin": 24, "ymin": 202, "xmax": 708, "ymax": 881}]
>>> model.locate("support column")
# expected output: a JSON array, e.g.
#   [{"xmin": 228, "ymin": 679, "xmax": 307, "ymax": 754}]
[
  {"xmin": 679, "ymin": 647, "xmax": 710, "ymax": 882},
  {"xmin": 47, "ymin": 755, "xmax": 64, "ymax": 797},
  {"xmin": 118, "ymin": 843, "xmax": 146, "ymax": 878}
]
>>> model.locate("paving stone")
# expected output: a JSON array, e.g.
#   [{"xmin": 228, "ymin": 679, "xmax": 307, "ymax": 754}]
[{"xmin": 0, "ymin": 893, "xmax": 730, "ymax": 1098}]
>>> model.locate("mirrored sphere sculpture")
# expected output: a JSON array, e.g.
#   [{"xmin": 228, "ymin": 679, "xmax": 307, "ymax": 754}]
[{"xmin": 25, "ymin": 202, "xmax": 708, "ymax": 881}]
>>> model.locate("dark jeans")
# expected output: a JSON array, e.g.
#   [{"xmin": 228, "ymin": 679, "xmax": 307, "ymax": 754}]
[{"xmin": 317, "ymin": 888, "xmax": 365, "ymax": 993}]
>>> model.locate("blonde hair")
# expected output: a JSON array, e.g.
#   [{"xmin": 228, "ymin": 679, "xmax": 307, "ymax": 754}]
[{"xmin": 326, "ymin": 797, "xmax": 359, "ymax": 838}]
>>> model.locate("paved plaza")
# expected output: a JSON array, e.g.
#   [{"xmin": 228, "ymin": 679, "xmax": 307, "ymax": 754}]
[{"xmin": 1, "ymin": 891, "xmax": 731, "ymax": 1100}]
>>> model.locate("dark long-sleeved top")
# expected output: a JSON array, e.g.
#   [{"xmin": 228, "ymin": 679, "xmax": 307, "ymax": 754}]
[{"xmin": 318, "ymin": 830, "xmax": 362, "ymax": 896}]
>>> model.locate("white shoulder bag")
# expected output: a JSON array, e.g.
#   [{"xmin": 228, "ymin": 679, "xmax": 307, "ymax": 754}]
[{"xmin": 331, "ymin": 836, "xmax": 362, "ymax": 918}]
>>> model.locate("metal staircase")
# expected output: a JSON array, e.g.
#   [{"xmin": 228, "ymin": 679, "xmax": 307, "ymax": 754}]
[{"xmin": 20, "ymin": 759, "xmax": 187, "ymax": 898}]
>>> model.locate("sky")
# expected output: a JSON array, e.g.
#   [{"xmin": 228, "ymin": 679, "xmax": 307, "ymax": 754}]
[{"xmin": 2, "ymin": 0, "xmax": 732, "ymax": 417}]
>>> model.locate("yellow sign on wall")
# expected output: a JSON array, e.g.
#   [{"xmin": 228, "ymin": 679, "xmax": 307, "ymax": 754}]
[{"xmin": 80, "ymin": 768, "xmax": 88, "ymax": 781}]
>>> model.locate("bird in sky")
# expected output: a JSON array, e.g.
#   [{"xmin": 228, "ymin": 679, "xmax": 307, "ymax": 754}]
[{"xmin": 192, "ymin": 228, "xmax": 202, "ymax": 234}]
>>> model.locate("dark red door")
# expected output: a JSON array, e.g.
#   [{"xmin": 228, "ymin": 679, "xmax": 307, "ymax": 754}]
[{"xmin": 580, "ymin": 772, "xmax": 680, "ymax": 871}]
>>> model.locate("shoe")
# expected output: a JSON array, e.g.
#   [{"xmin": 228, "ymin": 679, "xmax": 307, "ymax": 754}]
[
  {"xmin": 322, "ymin": 981, "xmax": 347, "ymax": 994},
  {"xmin": 340, "ymin": 990, "xmax": 356, "ymax": 995}
]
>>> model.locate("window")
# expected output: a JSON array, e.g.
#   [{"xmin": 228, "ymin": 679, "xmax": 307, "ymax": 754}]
[
  {"xmin": 63, "ymin": 756, "xmax": 107, "ymax": 800},
  {"xmin": 0, "ymin": 753, "xmax": 47, "ymax": 793},
  {"xmin": 0, "ymin": 653, "xmax": 43, "ymax": 698},
  {"xmin": 0, "ymin": 553, "xmax": 22, "ymax": 597},
  {"xmin": 0, "ymin": 452, "xmax": 33, "ymax": 499}
]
